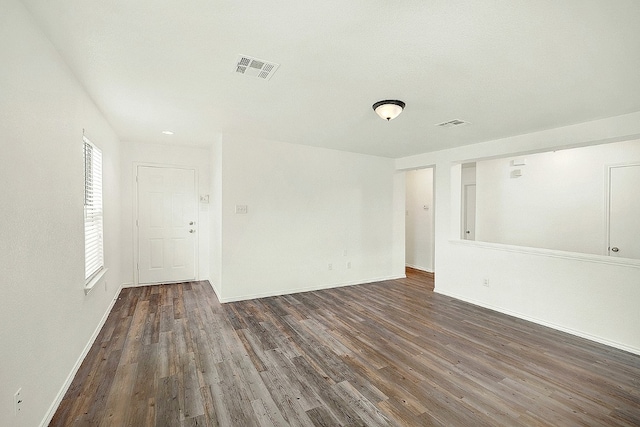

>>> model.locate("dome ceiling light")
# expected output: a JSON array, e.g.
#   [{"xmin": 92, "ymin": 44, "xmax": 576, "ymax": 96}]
[{"xmin": 372, "ymin": 100, "xmax": 405, "ymax": 121}]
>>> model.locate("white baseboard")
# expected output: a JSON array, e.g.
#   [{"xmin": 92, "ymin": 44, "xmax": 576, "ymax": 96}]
[
  {"xmin": 405, "ymin": 264, "xmax": 434, "ymax": 273},
  {"xmin": 219, "ymin": 274, "xmax": 405, "ymax": 303},
  {"xmin": 40, "ymin": 282, "xmax": 124, "ymax": 427},
  {"xmin": 122, "ymin": 279, "xmax": 204, "ymax": 288},
  {"xmin": 435, "ymin": 289, "xmax": 640, "ymax": 356},
  {"xmin": 208, "ymin": 280, "xmax": 221, "ymax": 301}
]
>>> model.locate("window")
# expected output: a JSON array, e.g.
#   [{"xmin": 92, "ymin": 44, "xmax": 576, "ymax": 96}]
[{"xmin": 83, "ymin": 136, "xmax": 104, "ymax": 281}]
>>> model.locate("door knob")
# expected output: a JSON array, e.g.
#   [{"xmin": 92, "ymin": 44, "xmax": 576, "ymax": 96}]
[
  {"xmin": 611, "ymin": 247, "xmax": 619, "ymax": 252},
  {"xmin": 189, "ymin": 229, "xmax": 196, "ymax": 234},
  {"xmin": 465, "ymin": 231, "xmax": 470, "ymax": 234},
  {"xmin": 189, "ymin": 221, "xmax": 195, "ymax": 225}
]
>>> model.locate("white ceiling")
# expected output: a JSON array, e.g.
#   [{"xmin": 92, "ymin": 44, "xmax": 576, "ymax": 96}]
[{"xmin": 22, "ymin": 0, "xmax": 640, "ymax": 158}]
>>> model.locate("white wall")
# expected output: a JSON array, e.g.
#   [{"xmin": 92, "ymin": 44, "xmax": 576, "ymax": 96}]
[
  {"xmin": 120, "ymin": 141, "xmax": 212, "ymax": 285},
  {"xmin": 405, "ymin": 168, "xmax": 434, "ymax": 272},
  {"xmin": 213, "ymin": 134, "xmax": 404, "ymax": 302},
  {"xmin": 397, "ymin": 111, "xmax": 640, "ymax": 355},
  {"xmin": 0, "ymin": 1, "xmax": 123, "ymax": 425},
  {"xmin": 475, "ymin": 139, "xmax": 640, "ymax": 255}
]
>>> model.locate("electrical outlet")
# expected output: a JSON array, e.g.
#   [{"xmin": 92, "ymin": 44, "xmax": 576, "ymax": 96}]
[
  {"xmin": 14, "ymin": 388, "xmax": 22, "ymax": 415},
  {"xmin": 235, "ymin": 205, "xmax": 248, "ymax": 214},
  {"xmin": 483, "ymin": 278, "xmax": 490, "ymax": 287},
  {"xmin": 347, "ymin": 261, "xmax": 351, "ymax": 269},
  {"xmin": 328, "ymin": 263, "xmax": 333, "ymax": 270}
]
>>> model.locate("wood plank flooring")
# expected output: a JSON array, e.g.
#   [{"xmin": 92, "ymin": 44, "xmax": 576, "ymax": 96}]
[{"xmin": 50, "ymin": 268, "xmax": 640, "ymax": 426}]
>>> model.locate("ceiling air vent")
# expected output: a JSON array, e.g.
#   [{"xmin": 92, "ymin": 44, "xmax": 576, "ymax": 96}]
[
  {"xmin": 234, "ymin": 55, "xmax": 279, "ymax": 81},
  {"xmin": 436, "ymin": 119, "xmax": 470, "ymax": 128}
]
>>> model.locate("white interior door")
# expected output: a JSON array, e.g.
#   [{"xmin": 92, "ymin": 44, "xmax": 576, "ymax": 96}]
[
  {"xmin": 137, "ymin": 166, "xmax": 197, "ymax": 284},
  {"xmin": 464, "ymin": 184, "xmax": 476, "ymax": 240},
  {"xmin": 608, "ymin": 164, "xmax": 640, "ymax": 259}
]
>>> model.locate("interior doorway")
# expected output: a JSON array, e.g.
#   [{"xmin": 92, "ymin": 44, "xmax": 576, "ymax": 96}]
[
  {"xmin": 405, "ymin": 167, "xmax": 435, "ymax": 273},
  {"xmin": 136, "ymin": 165, "xmax": 197, "ymax": 284},
  {"xmin": 463, "ymin": 184, "xmax": 476, "ymax": 240},
  {"xmin": 461, "ymin": 162, "xmax": 477, "ymax": 240}
]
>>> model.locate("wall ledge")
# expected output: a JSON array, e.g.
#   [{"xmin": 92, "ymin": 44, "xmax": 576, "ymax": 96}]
[
  {"xmin": 450, "ymin": 239, "xmax": 640, "ymax": 269},
  {"xmin": 84, "ymin": 268, "xmax": 108, "ymax": 295}
]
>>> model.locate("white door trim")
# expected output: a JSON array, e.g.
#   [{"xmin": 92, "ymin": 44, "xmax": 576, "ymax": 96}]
[{"xmin": 133, "ymin": 162, "xmax": 199, "ymax": 286}]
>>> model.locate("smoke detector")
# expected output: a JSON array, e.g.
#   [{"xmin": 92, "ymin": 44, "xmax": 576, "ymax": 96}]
[
  {"xmin": 233, "ymin": 55, "xmax": 280, "ymax": 81},
  {"xmin": 435, "ymin": 119, "xmax": 470, "ymax": 128}
]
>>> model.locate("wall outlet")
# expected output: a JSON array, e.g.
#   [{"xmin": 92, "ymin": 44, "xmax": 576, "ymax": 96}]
[
  {"xmin": 235, "ymin": 204, "xmax": 248, "ymax": 214},
  {"xmin": 483, "ymin": 278, "xmax": 490, "ymax": 287},
  {"xmin": 14, "ymin": 388, "xmax": 22, "ymax": 415},
  {"xmin": 347, "ymin": 261, "xmax": 351, "ymax": 269},
  {"xmin": 328, "ymin": 263, "xmax": 332, "ymax": 270}
]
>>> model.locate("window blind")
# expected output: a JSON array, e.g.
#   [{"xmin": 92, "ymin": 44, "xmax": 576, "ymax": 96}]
[{"xmin": 84, "ymin": 137, "xmax": 104, "ymax": 281}]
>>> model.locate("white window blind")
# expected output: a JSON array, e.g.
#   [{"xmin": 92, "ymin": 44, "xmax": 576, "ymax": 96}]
[{"xmin": 84, "ymin": 136, "xmax": 104, "ymax": 281}]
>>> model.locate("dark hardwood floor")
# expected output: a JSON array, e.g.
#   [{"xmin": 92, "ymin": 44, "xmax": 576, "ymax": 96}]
[{"xmin": 50, "ymin": 268, "xmax": 640, "ymax": 426}]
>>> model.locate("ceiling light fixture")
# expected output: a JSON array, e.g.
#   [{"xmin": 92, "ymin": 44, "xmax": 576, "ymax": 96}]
[
  {"xmin": 372, "ymin": 100, "xmax": 405, "ymax": 121},
  {"xmin": 162, "ymin": 130, "xmax": 174, "ymax": 135}
]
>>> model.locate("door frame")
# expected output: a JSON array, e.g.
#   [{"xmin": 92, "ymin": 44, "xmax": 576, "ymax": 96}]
[
  {"xmin": 605, "ymin": 161, "xmax": 640, "ymax": 257},
  {"xmin": 403, "ymin": 166, "xmax": 436, "ymax": 274},
  {"xmin": 133, "ymin": 162, "xmax": 200, "ymax": 286}
]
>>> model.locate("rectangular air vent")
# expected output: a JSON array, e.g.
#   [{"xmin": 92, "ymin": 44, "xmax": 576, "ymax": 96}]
[
  {"xmin": 436, "ymin": 119, "xmax": 470, "ymax": 128},
  {"xmin": 234, "ymin": 55, "xmax": 279, "ymax": 81}
]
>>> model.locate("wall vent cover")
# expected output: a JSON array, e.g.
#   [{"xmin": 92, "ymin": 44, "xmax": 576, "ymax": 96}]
[
  {"xmin": 234, "ymin": 55, "xmax": 279, "ymax": 81},
  {"xmin": 435, "ymin": 119, "xmax": 470, "ymax": 128}
]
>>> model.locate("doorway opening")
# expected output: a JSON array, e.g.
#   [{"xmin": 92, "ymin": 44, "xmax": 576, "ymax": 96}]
[
  {"xmin": 461, "ymin": 162, "xmax": 477, "ymax": 240},
  {"xmin": 405, "ymin": 167, "xmax": 435, "ymax": 274}
]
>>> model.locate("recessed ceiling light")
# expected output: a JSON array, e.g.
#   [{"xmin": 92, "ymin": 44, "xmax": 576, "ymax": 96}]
[{"xmin": 162, "ymin": 130, "xmax": 174, "ymax": 135}]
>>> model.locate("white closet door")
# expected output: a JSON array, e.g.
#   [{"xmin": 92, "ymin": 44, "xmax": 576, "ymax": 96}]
[{"xmin": 608, "ymin": 164, "xmax": 640, "ymax": 259}]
